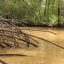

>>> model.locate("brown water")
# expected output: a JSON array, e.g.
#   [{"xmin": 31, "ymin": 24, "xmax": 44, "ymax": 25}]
[{"xmin": 0, "ymin": 27, "xmax": 64, "ymax": 64}]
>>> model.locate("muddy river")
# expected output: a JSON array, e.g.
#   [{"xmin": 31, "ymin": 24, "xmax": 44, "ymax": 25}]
[{"xmin": 0, "ymin": 27, "xmax": 64, "ymax": 64}]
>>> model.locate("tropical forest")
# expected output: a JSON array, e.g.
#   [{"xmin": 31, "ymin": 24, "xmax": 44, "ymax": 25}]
[{"xmin": 0, "ymin": 0, "xmax": 64, "ymax": 64}]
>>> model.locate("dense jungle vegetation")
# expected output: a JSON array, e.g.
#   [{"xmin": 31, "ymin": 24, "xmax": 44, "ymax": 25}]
[{"xmin": 0, "ymin": 0, "xmax": 64, "ymax": 27}]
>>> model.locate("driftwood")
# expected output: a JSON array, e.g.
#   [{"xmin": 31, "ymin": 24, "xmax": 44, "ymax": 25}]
[
  {"xmin": 0, "ymin": 17, "xmax": 39, "ymax": 48},
  {"xmin": 0, "ymin": 17, "xmax": 64, "ymax": 64},
  {"xmin": 0, "ymin": 17, "xmax": 39, "ymax": 64},
  {"xmin": 0, "ymin": 54, "xmax": 27, "ymax": 57},
  {"xmin": 0, "ymin": 17, "xmax": 63, "ymax": 49}
]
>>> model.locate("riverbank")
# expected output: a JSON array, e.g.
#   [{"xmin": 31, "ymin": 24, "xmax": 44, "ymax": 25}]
[{"xmin": 0, "ymin": 27, "xmax": 64, "ymax": 64}]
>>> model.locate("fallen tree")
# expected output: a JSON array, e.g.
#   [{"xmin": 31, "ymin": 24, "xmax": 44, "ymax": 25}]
[
  {"xmin": 0, "ymin": 17, "xmax": 63, "ymax": 49},
  {"xmin": 0, "ymin": 17, "xmax": 64, "ymax": 64}
]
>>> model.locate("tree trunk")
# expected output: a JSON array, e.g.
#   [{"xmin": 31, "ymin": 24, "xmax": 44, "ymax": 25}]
[{"xmin": 58, "ymin": 0, "xmax": 60, "ymax": 27}]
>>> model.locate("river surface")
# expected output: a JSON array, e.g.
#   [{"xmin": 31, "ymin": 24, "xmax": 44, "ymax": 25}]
[{"xmin": 0, "ymin": 27, "xmax": 64, "ymax": 64}]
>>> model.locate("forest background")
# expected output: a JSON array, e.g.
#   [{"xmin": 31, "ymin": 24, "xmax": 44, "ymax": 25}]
[{"xmin": 0, "ymin": 0, "xmax": 64, "ymax": 27}]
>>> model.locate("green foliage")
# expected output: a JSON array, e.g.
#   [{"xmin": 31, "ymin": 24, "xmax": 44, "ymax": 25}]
[
  {"xmin": 49, "ymin": 15, "xmax": 58, "ymax": 26},
  {"xmin": 0, "ymin": 0, "xmax": 64, "ymax": 27}
]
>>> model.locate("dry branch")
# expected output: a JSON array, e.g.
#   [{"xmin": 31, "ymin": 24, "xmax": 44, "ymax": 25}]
[
  {"xmin": 23, "ymin": 32, "xmax": 64, "ymax": 49},
  {"xmin": 0, "ymin": 17, "xmax": 63, "ymax": 51},
  {"xmin": 0, "ymin": 54, "xmax": 27, "ymax": 57}
]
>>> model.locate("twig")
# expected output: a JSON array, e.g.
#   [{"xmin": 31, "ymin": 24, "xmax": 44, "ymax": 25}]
[
  {"xmin": 29, "ymin": 36, "xmax": 39, "ymax": 44},
  {"xmin": 23, "ymin": 32, "xmax": 64, "ymax": 49},
  {"xmin": 0, "ymin": 54, "xmax": 27, "ymax": 57},
  {"xmin": 0, "ymin": 34, "xmax": 38, "ymax": 47}
]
